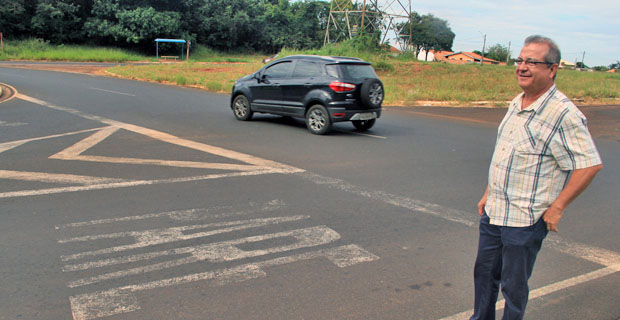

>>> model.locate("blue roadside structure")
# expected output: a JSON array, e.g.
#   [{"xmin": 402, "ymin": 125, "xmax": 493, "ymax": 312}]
[{"xmin": 155, "ymin": 38, "xmax": 187, "ymax": 60}]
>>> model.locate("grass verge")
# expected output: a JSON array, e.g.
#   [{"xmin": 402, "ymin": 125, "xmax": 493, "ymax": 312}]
[{"xmin": 0, "ymin": 39, "xmax": 147, "ymax": 62}]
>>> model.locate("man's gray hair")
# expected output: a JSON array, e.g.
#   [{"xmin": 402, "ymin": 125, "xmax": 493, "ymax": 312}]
[{"xmin": 524, "ymin": 35, "xmax": 561, "ymax": 65}]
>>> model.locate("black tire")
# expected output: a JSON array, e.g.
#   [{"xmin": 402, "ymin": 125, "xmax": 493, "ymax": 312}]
[
  {"xmin": 360, "ymin": 78, "xmax": 384, "ymax": 108},
  {"xmin": 352, "ymin": 118, "xmax": 376, "ymax": 131},
  {"xmin": 306, "ymin": 105, "xmax": 332, "ymax": 135},
  {"xmin": 232, "ymin": 95, "xmax": 253, "ymax": 121}
]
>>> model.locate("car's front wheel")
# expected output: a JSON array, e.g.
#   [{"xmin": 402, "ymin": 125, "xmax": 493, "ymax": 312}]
[
  {"xmin": 306, "ymin": 105, "xmax": 332, "ymax": 135},
  {"xmin": 352, "ymin": 119, "xmax": 376, "ymax": 131},
  {"xmin": 232, "ymin": 95, "xmax": 253, "ymax": 121}
]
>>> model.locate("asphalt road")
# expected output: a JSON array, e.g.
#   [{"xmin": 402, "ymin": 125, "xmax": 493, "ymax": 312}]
[{"xmin": 0, "ymin": 66, "xmax": 618, "ymax": 320}]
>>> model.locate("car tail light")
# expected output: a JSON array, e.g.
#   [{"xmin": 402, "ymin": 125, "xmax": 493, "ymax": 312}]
[{"xmin": 329, "ymin": 81, "xmax": 356, "ymax": 92}]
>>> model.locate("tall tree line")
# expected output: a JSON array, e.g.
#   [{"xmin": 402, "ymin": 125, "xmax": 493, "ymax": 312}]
[{"xmin": 0, "ymin": 0, "xmax": 331, "ymax": 53}]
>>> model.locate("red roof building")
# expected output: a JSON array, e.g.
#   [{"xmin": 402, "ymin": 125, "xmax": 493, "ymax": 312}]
[{"xmin": 442, "ymin": 52, "xmax": 503, "ymax": 65}]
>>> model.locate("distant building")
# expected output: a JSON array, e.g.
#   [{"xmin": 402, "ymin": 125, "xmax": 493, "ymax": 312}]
[
  {"xmin": 389, "ymin": 45, "xmax": 402, "ymax": 56},
  {"xmin": 442, "ymin": 52, "xmax": 503, "ymax": 65},
  {"xmin": 417, "ymin": 50, "xmax": 453, "ymax": 62},
  {"xmin": 560, "ymin": 59, "xmax": 576, "ymax": 69},
  {"xmin": 432, "ymin": 51, "xmax": 453, "ymax": 62}
]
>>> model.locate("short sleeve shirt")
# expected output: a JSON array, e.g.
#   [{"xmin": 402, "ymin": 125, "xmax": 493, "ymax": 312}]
[{"xmin": 485, "ymin": 85, "xmax": 602, "ymax": 227}]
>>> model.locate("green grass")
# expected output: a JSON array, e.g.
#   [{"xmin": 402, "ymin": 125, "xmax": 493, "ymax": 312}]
[
  {"xmin": 0, "ymin": 38, "xmax": 148, "ymax": 62},
  {"xmin": 107, "ymin": 61, "xmax": 264, "ymax": 93},
  {"xmin": 188, "ymin": 45, "xmax": 258, "ymax": 63}
]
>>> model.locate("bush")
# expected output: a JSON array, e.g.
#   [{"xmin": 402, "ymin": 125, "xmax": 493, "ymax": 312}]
[{"xmin": 373, "ymin": 61, "xmax": 394, "ymax": 72}]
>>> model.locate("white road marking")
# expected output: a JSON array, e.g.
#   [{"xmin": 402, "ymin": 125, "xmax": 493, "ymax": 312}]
[
  {"xmin": 59, "ymin": 206, "xmax": 379, "ymax": 320},
  {"xmin": 88, "ymin": 87, "xmax": 136, "ymax": 96},
  {"xmin": 69, "ymin": 244, "xmax": 378, "ymax": 320},
  {"xmin": 17, "ymin": 93, "xmax": 303, "ymax": 173},
  {"xmin": 0, "ymin": 127, "xmax": 106, "ymax": 154},
  {"xmin": 59, "ymin": 215, "xmax": 309, "ymax": 261},
  {"xmin": 0, "ymin": 120, "xmax": 27, "ymax": 127},
  {"xmin": 0, "ymin": 169, "xmax": 283, "ymax": 199},
  {"xmin": 49, "ymin": 126, "xmax": 265, "ymax": 171},
  {"xmin": 55, "ymin": 199, "xmax": 285, "ymax": 229},
  {"xmin": 65, "ymin": 225, "xmax": 341, "ymax": 287},
  {"xmin": 0, "ymin": 170, "xmax": 127, "ymax": 185},
  {"xmin": 334, "ymin": 129, "xmax": 387, "ymax": 139},
  {"xmin": 296, "ymin": 171, "xmax": 476, "ymax": 227}
]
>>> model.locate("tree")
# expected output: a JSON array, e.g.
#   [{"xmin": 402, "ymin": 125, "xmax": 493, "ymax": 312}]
[
  {"xmin": 398, "ymin": 12, "xmax": 454, "ymax": 59},
  {"xmin": 576, "ymin": 62, "xmax": 589, "ymax": 69},
  {"xmin": 485, "ymin": 43, "xmax": 509, "ymax": 62},
  {"xmin": 84, "ymin": 0, "xmax": 183, "ymax": 50},
  {"xmin": 31, "ymin": 0, "xmax": 84, "ymax": 43},
  {"xmin": 0, "ymin": 0, "xmax": 29, "ymax": 38},
  {"xmin": 592, "ymin": 66, "xmax": 608, "ymax": 72},
  {"xmin": 1, "ymin": 0, "xmax": 340, "ymax": 54},
  {"xmin": 278, "ymin": 0, "xmax": 329, "ymax": 50},
  {"xmin": 197, "ymin": 0, "xmax": 259, "ymax": 51},
  {"xmin": 609, "ymin": 61, "xmax": 620, "ymax": 70}
]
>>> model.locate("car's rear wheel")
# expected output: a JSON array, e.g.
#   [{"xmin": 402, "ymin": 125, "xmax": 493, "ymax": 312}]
[
  {"xmin": 360, "ymin": 78, "xmax": 384, "ymax": 108},
  {"xmin": 352, "ymin": 118, "xmax": 376, "ymax": 131},
  {"xmin": 232, "ymin": 95, "xmax": 253, "ymax": 121},
  {"xmin": 306, "ymin": 105, "xmax": 332, "ymax": 135}
]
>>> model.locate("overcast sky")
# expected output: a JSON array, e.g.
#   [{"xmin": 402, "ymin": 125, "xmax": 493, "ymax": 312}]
[{"xmin": 370, "ymin": 0, "xmax": 620, "ymax": 67}]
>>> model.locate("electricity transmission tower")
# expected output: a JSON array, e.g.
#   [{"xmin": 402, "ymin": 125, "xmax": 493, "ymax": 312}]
[{"xmin": 323, "ymin": 0, "xmax": 413, "ymax": 51}]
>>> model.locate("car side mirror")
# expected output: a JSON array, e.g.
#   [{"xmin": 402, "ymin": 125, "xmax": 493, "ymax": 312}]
[{"xmin": 257, "ymin": 74, "xmax": 270, "ymax": 83}]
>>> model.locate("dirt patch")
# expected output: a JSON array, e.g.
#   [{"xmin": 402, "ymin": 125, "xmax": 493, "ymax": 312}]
[
  {"xmin": 193, "ymin": 68, "xmax": 236, "ymax": 73},
  {"xmin": 0, "ymin": 62, "xmax": 110, "ymax": 76}
]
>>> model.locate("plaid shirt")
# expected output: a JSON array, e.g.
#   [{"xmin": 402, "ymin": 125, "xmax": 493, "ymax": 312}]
[{"xmin": 485, "ymin": 85, "xmax": 602, "ymax": 227}]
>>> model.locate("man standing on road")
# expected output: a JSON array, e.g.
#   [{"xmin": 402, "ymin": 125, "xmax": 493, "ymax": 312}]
[{"xmin": 471, "ymin": 35, "xmax": 603, "ymax": 320}]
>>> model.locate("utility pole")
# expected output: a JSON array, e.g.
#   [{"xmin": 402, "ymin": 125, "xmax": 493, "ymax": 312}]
[
  {"xmin": 480, "ymin": 34, "xmax": 486, "ymax": 65},
  {"xmin": 506, "ymin": 41, "xmax": 511, "ymax": 64},
  {"xmin": 361, "ymin": 0, "xmax": 366, "ymax": 32},
  {"xmin": 581, "ymin": 51, "xmax": 586, "ymax": 68}
]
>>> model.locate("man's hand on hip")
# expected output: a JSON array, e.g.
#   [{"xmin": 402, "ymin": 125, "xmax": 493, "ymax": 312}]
[
  {"xmin": 542, "ymin": 206, "xmax": 563, "ymax": 232},
  {"xmin": 478, "ymin": 186, "xmax": 489, "ymax": 216}
]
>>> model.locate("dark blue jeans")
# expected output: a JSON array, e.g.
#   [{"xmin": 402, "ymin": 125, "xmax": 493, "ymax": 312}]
[{"xmin": 470, "ymin": 214, "xmax": 548, "ymax": 320}]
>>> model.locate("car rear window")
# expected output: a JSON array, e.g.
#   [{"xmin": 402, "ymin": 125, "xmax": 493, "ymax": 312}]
[{"xmin": 336, "ymin": 63, "xmax": 377, "ymax": 79}]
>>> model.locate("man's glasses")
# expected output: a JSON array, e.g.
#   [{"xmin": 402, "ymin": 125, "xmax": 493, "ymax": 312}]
[{"xmin": 515, "ymin": 58, "xmax": 553, "ymax": 67}]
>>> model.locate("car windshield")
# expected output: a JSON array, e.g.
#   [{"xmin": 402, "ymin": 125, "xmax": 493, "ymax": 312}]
[{"xmin": 337, "ymin": 63, "xmax": 377, "ymax": 79}]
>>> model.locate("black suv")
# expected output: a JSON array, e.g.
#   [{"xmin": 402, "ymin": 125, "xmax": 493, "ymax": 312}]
[{"xmin": 230, "ymin": 55, "xmax": 384, "ymax": 135}]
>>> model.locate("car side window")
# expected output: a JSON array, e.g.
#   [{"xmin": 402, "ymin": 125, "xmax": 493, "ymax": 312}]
[
  {"xmin": 263, "ymin": 61, "xmax": 293, "ymax": 79},
  {"xmin": 325, "ymin": 65, "xmax": 339, "ymax": 78},
  {"xmin": 291, "ymin": 61, "xmax": 322, "ymax": 78}
]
